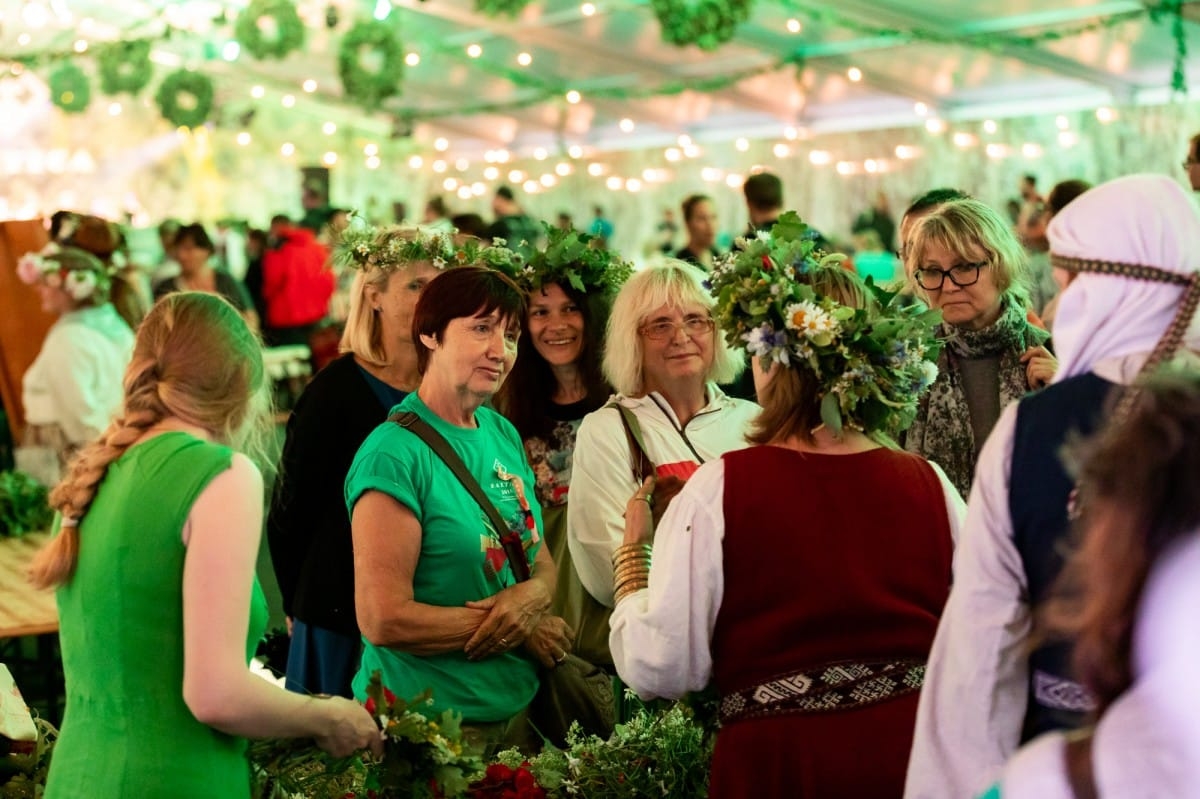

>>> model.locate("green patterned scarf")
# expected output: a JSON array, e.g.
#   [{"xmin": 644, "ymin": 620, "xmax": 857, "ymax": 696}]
[{"xmin": 905, "ymin": 300, "xmax": 1050, "ymax": 497}]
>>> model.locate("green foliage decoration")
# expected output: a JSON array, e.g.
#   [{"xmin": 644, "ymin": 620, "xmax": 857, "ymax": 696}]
[
  {"xmin": 235, "ymin": 0, "xmax": 306, "ymax": 60},
  {"xmin": 97, "ymin": 39, "xmax": 153, "ymax": 95},
  {"xmin": 491, "ymin": 700, "xmax": 713, "ymax": 798},
  {"xmin": 651, "ymin": 0, "xmax": 754, "ymax": 51},
  {"xmin": 708, "ymin": 211, "xmax": 945, "ymax": 437},
  {"xmin": 155, "ymin": 69, "xmax": 215, "ymax": 128},
  {"xmin": 510, "ymin": 225, "xmax": 634, "ymax": 295},
  {"xmin": 0, "ymin": 470, "xmax": 55, "ymax": 538},
  {"xmin": 338, "ymin": 20, "xmax": 404, "ymax": 107},
  {"xmin": 474, "ymin": 0, "xmax": 532, "ymax": 16},
  {"xmin": 48, "ymin": 62, "xmax": 91, "ymax": 113}
]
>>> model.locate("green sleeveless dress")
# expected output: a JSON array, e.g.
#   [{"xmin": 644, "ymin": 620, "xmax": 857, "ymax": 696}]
[{"xmin": 45, "ymin": 432, "xmax": 268, "ymax": 799}]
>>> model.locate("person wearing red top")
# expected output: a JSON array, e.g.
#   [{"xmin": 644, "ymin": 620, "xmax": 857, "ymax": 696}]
[{"xmin": 262, "ymin": 218, "xmax": 335, "ymax": 347}]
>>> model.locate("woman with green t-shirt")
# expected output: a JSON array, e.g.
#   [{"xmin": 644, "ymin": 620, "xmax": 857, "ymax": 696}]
[{"xmin": 346, "ymin": 265, "xmax": 572, "ymax": 752}]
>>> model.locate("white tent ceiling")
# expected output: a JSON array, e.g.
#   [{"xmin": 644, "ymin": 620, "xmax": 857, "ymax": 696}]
[{"xmin": 3, "ymin": 0, "xmax": 1198, "ymax": 160}]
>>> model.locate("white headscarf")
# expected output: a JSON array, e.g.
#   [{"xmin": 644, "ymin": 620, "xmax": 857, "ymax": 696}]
[{"xmin": 1047, "ymin": 174, "xmax": 1200, "ymax": 383}]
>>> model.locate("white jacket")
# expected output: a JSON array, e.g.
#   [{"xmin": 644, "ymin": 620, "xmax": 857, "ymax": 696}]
[{"xmin": 566, "ymin": 383, "xmax": 759, "ymax": 607}]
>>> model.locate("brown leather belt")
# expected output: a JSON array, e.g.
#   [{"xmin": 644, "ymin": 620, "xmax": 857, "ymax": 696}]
[{"xmin": 718, "ymin": 658, "xmax": 926, "ymax": 725}]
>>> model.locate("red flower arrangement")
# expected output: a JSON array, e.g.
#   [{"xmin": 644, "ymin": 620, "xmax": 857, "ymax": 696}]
[{"xmin": 468, "ymin": 761, "xmax": 546, "ymax": 799}]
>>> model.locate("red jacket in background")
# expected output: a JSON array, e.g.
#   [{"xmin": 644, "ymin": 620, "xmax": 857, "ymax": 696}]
[{"xmin": 262, "ymin": 227, "xmax": 335, "ymax": 329}]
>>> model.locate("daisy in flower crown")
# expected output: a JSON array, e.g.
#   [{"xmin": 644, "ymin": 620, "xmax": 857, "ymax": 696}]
[{"xmin": 708, "ymin": 211, "xmax": 945, "ymax": 440}]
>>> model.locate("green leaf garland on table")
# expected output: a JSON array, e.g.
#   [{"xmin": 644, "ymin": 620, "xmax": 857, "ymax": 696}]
[
  {"xmin": 235, "ymin": 0, "xmax": 306, "ymax": 60},
  {"xmin": 97, "ymin": 40, "xmax": 153, "ymax": 95},
  {"xmin": 338, "ymin": 20, "xmax": 404, "ymax": 107},
  {"xmin": 474, "ymin": 0, "xmax": 532, "ymax": 16},
  {"xmin": 0, "ymin": 470, "xmax": 55, "ymax": 538},
  {"xmin": 651, "ymin": 0, "xmax": 754, "ymax": 51},
  {"xmin": 49, "ymin": 62, "xmax": 91, "ymax": 113},
  {"xmin": 155, "ymin": 69, "xmax": 215, "ymax": 128}
]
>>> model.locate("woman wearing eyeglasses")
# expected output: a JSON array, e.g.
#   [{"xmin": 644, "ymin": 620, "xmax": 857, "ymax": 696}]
[
  {"xmin": 902, "ymin": 198, "xmax": 1056, "ymax": 497},
  {"xmin": 567, "ymin": 260, "xmax": 759, "ymax": 610}
]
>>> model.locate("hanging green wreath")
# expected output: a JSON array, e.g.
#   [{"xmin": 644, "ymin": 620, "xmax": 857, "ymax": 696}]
[
  {"xmin": 97, "ymin": 39, "xmax": 153, "ymax": 95},
  {"xmin": 235, "ymin": 0, "xmax": 306, "ymax": 60},
  {"xmin": 651, "ymin": 0, "xmax": 753, "ymax": 51},
  {"xmin": 338, "ymin": 21, "xmax": 404, "ymax": 107},
  {"xmin": 155, "ymin": 69, "xmax": 215, "ymax": 128},
  {"xmin": 474, "ymin": 0, "xmax": 532, "ymax": 16},
  {"xmin": 49, "ymin": 62, "xmax": 91, "ymax": 113}
]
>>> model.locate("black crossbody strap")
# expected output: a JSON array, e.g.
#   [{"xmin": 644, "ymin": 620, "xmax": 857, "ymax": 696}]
[{"xmin": 389, "ymin": 410, "xmax": 531, "ymax": 582}]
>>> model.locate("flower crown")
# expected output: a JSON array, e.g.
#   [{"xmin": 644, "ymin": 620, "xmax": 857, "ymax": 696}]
[
  {"xmin": 332, "ymin": 224, "xmax": 523, "ymax": 275},
  {"xmin": 709, "ymin": 211, "xmax": 944, "ymax": 437},
  {"xmin": 16, "ymin": 243, "xmax": 112, "ymax": 303},
  {"xmin": 509, "ymin": 225, "xmax": 633, "ymax": 295}
]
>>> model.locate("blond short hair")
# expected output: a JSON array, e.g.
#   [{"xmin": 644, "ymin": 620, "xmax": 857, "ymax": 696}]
[
  {"xmin": 602, "ymin": 259, "xmax": 743, "ymax": 395},
  {"xmin": 904, "ymin": 198, "xmax": 1030, "ymax": 309},
  {"xmin": 338, "ymin": 267, "xmax": 395, "ymax": 367}
]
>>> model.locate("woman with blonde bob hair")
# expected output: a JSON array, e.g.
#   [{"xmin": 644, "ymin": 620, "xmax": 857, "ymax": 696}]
[
  {"xmin": 567, "ymin": 259, "xmax": 758, "ymax": 611},
  {"xmin": 268, "ymin": 226, "xmax": 466, "ymax": 698},
  {"xmin": 609, "ymin": 222, "xmax": 962, "ymax": 797},
  {"xmin": 903, "ymin": 198, "xmax": 1056, "ymax": 497},
  {"xmin": 33, "ymin": 292, "xmax": 381, "ymax": 799}
]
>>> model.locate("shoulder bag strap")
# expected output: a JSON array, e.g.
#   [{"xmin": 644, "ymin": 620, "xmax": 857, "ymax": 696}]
[
  {"xmin": 389, "ymin": 410, "xmax": 531, "ymax": 582},
  {"xmin": 607, "ymin": 402, "xmax": 655, "ymax": 483},
  {"xmin": 1063, "ymin": 728, "xmax": 1098, "ymax": 799}
]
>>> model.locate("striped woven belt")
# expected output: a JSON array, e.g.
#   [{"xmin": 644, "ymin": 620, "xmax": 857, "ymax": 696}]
[{"xmin": 718, "ymin": 658, "xmax": 926, "ymax": 725}]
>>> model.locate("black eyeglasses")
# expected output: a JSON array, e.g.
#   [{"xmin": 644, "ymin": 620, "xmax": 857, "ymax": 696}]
[
  {"xmin": 913, "ymin": 261, "xmax": 988, "ymax": 291},
  {"xmin": 639, "ymin": 315, "xmax": 715, "ymax": 341}
]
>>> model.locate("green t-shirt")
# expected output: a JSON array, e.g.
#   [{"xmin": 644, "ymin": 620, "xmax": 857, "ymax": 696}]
[{"xmin": 345, "ymin": 393, "xmax": 543, "ymax": 723}]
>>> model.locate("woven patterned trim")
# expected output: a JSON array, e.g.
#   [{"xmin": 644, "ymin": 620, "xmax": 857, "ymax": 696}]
[
  {"xmin": 1033, "ymin": 669, "xmax": 1097, "ymax": 713},
  {"xmin": 1049, "ymin": 253, "xmax": 1193, "ymax": 286},
  {"xmin": 1051, "ymin": 252, "xmax": 1200, "ymax": 421},
  {"xmin": 718, "ymin": 658, "xmax": 925, "ymax": 724},
  {"xmin": 1111, "ymin": 271, "xmax": 1200, "ymax": 420}
]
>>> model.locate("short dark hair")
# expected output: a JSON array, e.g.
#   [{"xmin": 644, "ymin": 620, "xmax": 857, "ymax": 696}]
[
  {"xmin": 743, "ymin": 173, "xmax": 783, "ymax": 211},
  {"xmin": 1023, "ymin": 173, "xmax": 1037, "ymax": 186},
  {"xmin": 681, "ymin": 194, "xmax": 712, "ymax": 223},
  {"xmin": 495, "ymin": 185, "xmax": 516, "ymax": 201},
  {"xmin": 173, "ymin": 222, "xmax": 215, "ymax": 252},
  {"xmin": 427, "ymin": 196, "xmax": 447, "ymax": 217},
  {"xmin": 451, "ymin": 213, "xmax": 488, "ymax": 238},
  {"xmin": 1045, "ymin": 179, "xmax": 1092, "ymax": 217},
  {"xmin": 270, "ymin": 214, "xmax": 291, "ymax": 228},
  {"xmin": 903, "ymin": 188, "xmax": 970, "ymax": 219},
  {"xmin": 412, "ymin": 266, "xmax": 526, "ymax": 374},
  {"xmin": 1190, "ymin": 132, "xmax": 1200, "ymax": 162}
]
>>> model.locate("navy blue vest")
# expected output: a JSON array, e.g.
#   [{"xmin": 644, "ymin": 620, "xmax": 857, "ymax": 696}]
[{"xmin": 1009, "ymin": 371, "xmax": 1116, "ymax": 741}]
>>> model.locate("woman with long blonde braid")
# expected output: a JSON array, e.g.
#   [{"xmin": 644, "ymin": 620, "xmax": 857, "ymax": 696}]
[{"xmin": 31, "ymin": 292, "xmax": 381, "ymax": 799}]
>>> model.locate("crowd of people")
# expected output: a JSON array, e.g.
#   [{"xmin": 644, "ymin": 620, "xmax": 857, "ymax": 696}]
[{"xmin": 11, "ymin": 156, "xmax": 1200, "ymax": 798}]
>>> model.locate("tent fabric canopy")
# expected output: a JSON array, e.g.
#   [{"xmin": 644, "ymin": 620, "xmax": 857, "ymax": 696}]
[{"xmin": 3, "ymin": 0, "xmax": 1196, "ymax": 157}]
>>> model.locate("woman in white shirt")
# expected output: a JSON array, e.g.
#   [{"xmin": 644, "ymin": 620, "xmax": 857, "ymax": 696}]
[
  {"xmin": 985, "ymin": 368, "xmax": 1200, "ymax": 798},
  {"xmin": 18, "ymin": 243, "xmax": 135, "ymax": 473},
  {"xmin": 567, "ymin": 259, "xmax": 758, "ymax": 611}
]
